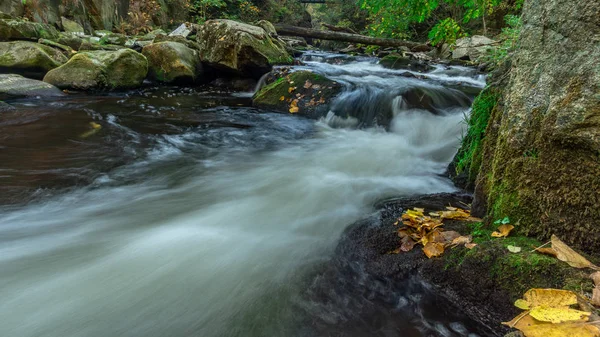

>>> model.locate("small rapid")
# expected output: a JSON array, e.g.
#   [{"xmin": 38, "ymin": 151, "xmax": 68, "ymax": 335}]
[{"xmin": 0, "ymin": 52, "xmax": 485, "ymax": 337}]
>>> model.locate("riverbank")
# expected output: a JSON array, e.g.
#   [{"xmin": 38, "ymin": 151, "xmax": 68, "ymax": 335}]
[{"xmin": 317, "ymin": 193, "xmax": 595, "ymax": 336}]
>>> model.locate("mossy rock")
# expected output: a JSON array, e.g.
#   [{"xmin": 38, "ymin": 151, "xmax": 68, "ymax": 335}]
[
  {"xmin": 0, "ymin": 41, "xmax": 68, "ymax": 79},
  {"xmin": 379, "ymin": 53, "xmax": 434, "ymax": 72},
  {"xmin": 99, "ymin": 33, "xmax": 127, "ymax": 46},
  {"xmin": 253, "ymin": 70, "xmax": 342, "ymax": 119},
  {"xmin": 196, "ymin": 19, "xmax": 293, "ymax": 78},
  {"xmin": 79, "ymin": 41, "xmax": 125, "ymax": 51},
  {"xmin": 0, "ymin": 19, "xmax": 59, "ymax": 42},
  {"xmin": 153, "ymin": 34, "xmax": 201, "ymax": 51},
  {"xmin": 43, "ymin": 49, "xmax": 148, "ymax": 91},
  {"xmin": 0, "ymin": 74, "xmax": 64, "ymax": 100},
  {"xmin": 60, "ymin": 17, "xmax": 84, "ymax": 35},
  {"xmin": 56, "ymin": 33, "xmax": 83, "ymax": 51},
  {"xmin": 142, "ymin": 41, "xmax": 202, "ymax": 84}
]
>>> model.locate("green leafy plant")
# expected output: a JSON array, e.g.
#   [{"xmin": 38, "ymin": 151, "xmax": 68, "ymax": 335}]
[{"xmin": 428, "ymin": 17, "xmax": 466, "ymax": 46}]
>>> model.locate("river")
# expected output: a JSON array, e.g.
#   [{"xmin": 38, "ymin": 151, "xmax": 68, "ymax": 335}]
[{"xmin": 0, "ymin": 52, "xmax": 486, "ymax": 337}]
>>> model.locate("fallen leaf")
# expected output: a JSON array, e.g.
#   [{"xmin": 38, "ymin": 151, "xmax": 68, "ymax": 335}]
[
  {"xmin": 536, "ymin": 247, "xmax": 558, "ymax": 257},
  {"xmin": 551, "ymin": 235, "xmax": 599, "ymax": 270},
  {"xmin": 423, "ymin": 242, "xmax": 444, "ymax": 258},
  {"xmin": 288, "ymin": 86, "xmax": 297, "ymax": 93},
  {"xmin": 450, "ymin": 235, "xmax": 473, "ymax": 247},
  {"xmin": 400, "ymin": 236, "xmax": 416, "ymax": 252},
  {"xmin": 591, "ymin": 272, "xmax": 600, "ymax": 307},
  {"xmin": 491, "ymin": 224, "xmax": 514, "ymax": 238},
  {"xmin": 529, "ymin": 306, "xmax": 590, "ymax": 324},
  {"xmin": 440, "ymin": 231, "xmax": 461, "ymax": 244},
  {"xmin": 303, "ymin": 80, "xmax": 312, "ymax": 89},
  {"xmin": 504, "ymin": 313, "xmax": 600, "ymax": 337},
  {"xmin": 279, "ymin": 96, "xmax": 285, "ymax": 101},
  {"xmin": 465, "ymin": 243, "xmax": 477, "ymax": 249},
  {"xmin": 507, "ymin": 245, "xmax": 522, "ymax": 253},
  {"xmin": 519, "ymin": 288, "xmax": 578, "ymax": 309},
  {"xmin": 289, "ymin": 99, "xmax": 299, "ymax": 114}
]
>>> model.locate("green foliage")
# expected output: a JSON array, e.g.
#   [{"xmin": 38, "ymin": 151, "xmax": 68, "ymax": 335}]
[
  {"xmin": 428, "ymin": 17, "xmax": 465, "ymax": 46},
  {"xmin": 454, "ymin": 87, "xmax": 500, "ymax": 185},
  {"xmin": 483, "ymin": 14, "xmax": 522, "ymax": 67}
]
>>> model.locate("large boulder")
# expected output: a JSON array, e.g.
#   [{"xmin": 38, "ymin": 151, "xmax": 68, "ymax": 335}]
[
  {"xmin": 0, "ymin": 1, "xmax": 23, "ymax": 19},
  {"xmin": 43, "ymin": 49, "xmax": 148, "ymax": 90},
  {"xmin": 0, "ymin": 41, "xmax": 68, "ymax": 79},
  {"xmin": 0, "ymin": 74, "xmax": 64, "ymax": 99},
  {"xmin": 196, "ymin": 19, "xmax": 292, "ymax": 78},
  {"xmin": 452, "ymin": 35, "xmax": 496, "ymax": 61},
  {"xmin": 0, "ymin": 19, "xmax": 60, "ymax": 41},
  {"xmin": 60, "ymin": 17, "xmax": 84, "ymax": 35},
  {"xmin": 471, "ymin": 0, "xmax": 600, "ymax": 252},
  {"xmin": 142, "ymin": 41, "xmax": 202, "ymax": 84},
  {"xmin": 253, "ymin": 70, "xmax": 342, "ymax": 119}
]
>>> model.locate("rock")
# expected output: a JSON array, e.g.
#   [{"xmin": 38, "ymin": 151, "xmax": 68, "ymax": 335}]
[
  {"xmin": 43, "ymin": 49, "xmax": 148, "ymax": 90},
  {"xmin": 0, "ymin": 19, "xmax": 60, "ymax": 41},
  {"xmin": 153, "ymin": 34, "xmax": 201, "ymax": 51},
  {"xmin": 0, "ymin": 1, "xmax": 23, "ymax": 19},
  {"xmin": 0, "ymin": 100, "xmax": 16, "ymax": 112},
  {"xmin": 0, "ymin": 41, "xmax": 68, "ymax": 79},
  {"xmin": 379, "ymin": 53, "xmax": 434, "ymax": 72},
  {"xmin": 141, "ymin": 29, "xmax": 167, "ymax": 40},
  {"xmin": 196, "ymin": 19, "xmax": 292, "ymax": 78},
  {"xmin": 0, "ymin": 11, "xmax": 14, "ymax": 20},
  {"xmin": 168, "ymin": 23, "xmax": 192, "ymax": 38},
  {"xmin": 253, "ymin": 70, "xmax": 342, "ymax": 119},
  {"xmin": 38, "ymin": 38, "xmax": 75, "ymax": 54},
  {"xmin": 142, "ymin": 41, "xmax": 202, "ymax": 84},
  {"xmin": 256, "ymin": 20, "xmax": 277, "ymax": 36},
  {"xmin": 79, "ymin": 41, "xmax": 124, "ymax": 51},
  {"xmin": 452, "ymin": 35, "xmax": 496, "ymax": 61},
  {"xmin": 280, "ymin": 36, "xmax": 307, "ymax": 49},
  {"xmin": 0, "ymin": 74, "xmax": 64, "ymax": 99},
  {"xmin": 99, "ymin": 33, "xmax": 127, "ymax": 46},
  {"xmin": 60, "ymin": 17, "xmax": 84, "ymax": 35},
  {"xmin": 56, "ymin": 33, "xmax": 83, "ymax": 50},
  {"xmin": 93, "ymin": 30, "xmax": 112, "ymax": 37},
  {"xmin": 472, "ymin": 0, "xmax": 600, "ymax": 253}
]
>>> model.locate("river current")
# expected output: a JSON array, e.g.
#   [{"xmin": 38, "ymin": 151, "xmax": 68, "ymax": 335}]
[{"xmin": 0, "ymin": 52, "xmax": 486, "ymax": 337}]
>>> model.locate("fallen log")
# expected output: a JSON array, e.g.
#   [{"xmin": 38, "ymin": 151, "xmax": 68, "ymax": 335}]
[
  {"xmin": 321, "ymin": 23, "xmax": 358, "ymax": 35},
  {"xmin": 273, "ymin": 24, "xmax": 431, "ymax": 51}
]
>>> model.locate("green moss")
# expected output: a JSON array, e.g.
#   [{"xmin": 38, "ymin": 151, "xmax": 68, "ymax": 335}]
[{"xmin": 454, "ymin": 87, "xmax": 501, "ymax": 185}]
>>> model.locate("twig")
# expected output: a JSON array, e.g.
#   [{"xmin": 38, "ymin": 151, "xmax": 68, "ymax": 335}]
[{"xmin": 530, "ymin": 240, "xmax": 551, "ymax": 253}]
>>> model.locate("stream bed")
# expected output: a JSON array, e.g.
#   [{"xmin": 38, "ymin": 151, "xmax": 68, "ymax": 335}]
[{"xmin": 0, "ymin": 52, "xmax": 487, "ymax": 337}]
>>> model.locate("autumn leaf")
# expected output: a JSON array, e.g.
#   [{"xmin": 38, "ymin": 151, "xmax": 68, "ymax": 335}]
[
  {"xmin": 591, "ymin": 272, "xmax": 600, "ymax": 307},
  {"xmin": 288, "ymin": 86, "xmax": 297, "ymax": 93},
  {"xmin": 400, "ymin": 236, "xmax": 416, "ymax": 252},
  {"xmin": 440, "ymin": 231, "xmax": 461, "ymax": 244},
  {"xmin": 289, "ymin": 99, "xmax": 299, "ymax": 113},
  {"xmin": 504, "ymin": 313, "xmax": 600, "ymax": 337},
  {"xmin": 529, "ymin": 306, "xmax": 590, "ymax": 323},
  {"xmin": 465, "ymin": 243, "xmax": 477, "ymax": 249},
  {"xmin": 279, "ymin": 96, "xmax": 285, "ymax": 101},
  {"xmin": 491, "ymin": 224, "xmax": 514, "ymax": 238},
  {"xmin": 517, "ymin": 288, "xmax": 578, "ymax": 310},
  {"xmin": 535, "ymin": 247, "xmax": 558, "ymax": 257},
  {"xmin": 303, "ymin": 80, "xmax": 312, "ymax": 89},
  {"xmin": 423, "ymin": 242, "xmax": 444, "ymax": 258},
  {"xmin": 551, "ymin": 235, "xmax": 599, "ymax": 270}
]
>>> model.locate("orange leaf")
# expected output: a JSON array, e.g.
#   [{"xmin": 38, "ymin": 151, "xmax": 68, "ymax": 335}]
[
  {"xmin": 423, "ymin": 242, "xmax": 444, "ymax": 258},
  {"xmin": 491, "ymin": 224, "xmax": 514, "ymax": 238}
]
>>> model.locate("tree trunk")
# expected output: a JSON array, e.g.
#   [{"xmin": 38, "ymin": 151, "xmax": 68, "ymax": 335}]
[{"xmin": 273, "ymin": 24, "xmax": 431, "ymax": 51}]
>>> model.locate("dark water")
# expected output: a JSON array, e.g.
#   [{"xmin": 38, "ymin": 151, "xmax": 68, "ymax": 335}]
[{"xmin": 0, "ymin": 52, "xmax": 487, "ymax": 337}]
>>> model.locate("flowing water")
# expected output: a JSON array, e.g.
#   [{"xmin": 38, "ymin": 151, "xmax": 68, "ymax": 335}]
[{"xmin": 0, "ymin": 52, "xmax": 486, "ymax": 337}]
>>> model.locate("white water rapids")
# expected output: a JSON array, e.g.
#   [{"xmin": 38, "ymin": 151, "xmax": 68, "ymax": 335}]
[{"xmin": 0, "ymin": 52, "xmax": 485, "ymax": 337}]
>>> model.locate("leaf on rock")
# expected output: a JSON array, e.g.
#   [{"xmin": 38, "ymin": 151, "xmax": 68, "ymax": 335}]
[
  {"xmin": 440, "ymin": 230, "xmax": 461, "ymax": 244},
  {"xmin": 536, "ymin": 247, "xmax": 558, "ymax": 257},
  {"xmin": 529, "ymin": 306, "xmax": 590, "ymax": 324},
  {"xmin": 289, "ymin": 100, "xmax": 299, "ymax": 114},
  {"xmin": 400, "ymin": 236, "xmax": 417, "ymax": 252},
  {"xmin": 279, "ymin": 96, "xmax": 285, "ymax": 101},
  {"xmin": 491, "ymin": 224, "xmax": 514, "ymax": 238},
  {"xmin": 591, "ymin": 272, "xmax": 600, "ymax": 307},
  {"xmin": 507, "ymin": 245, "xmax": 522, "ymax": 253},
  {"xmin": 465, "ymin": 243, "xmax": 477, "ymax": 249},
  {"xmin": 423, "ymin": 242, "xmax": 444, "ymax": 258},
  {"xmin": 288, "ymin": 86, "xmax": 297, "ymax": 93},
  {"xmin": 504, "ymin": 313, "xmax": 600, "ymax": 337},
  {"xmin": 551, "ymin": 235, "xmax": 599, "ymax": 270},
  {"xmin": 304, "ymin": 80, "xmax": 312, "ymax": 89},
  {"xmin": 515, "ymin": 299, "xmax": 531, "ymax": 310},
  {"xmin": 520, "ymin": 288, "xmax": 578, "ymax": 309}
]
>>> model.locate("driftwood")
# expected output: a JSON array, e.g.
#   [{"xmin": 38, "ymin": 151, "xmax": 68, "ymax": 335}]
[{"xmin": 273, "ymin": 24, "xmax": 431, "ymax": 51}]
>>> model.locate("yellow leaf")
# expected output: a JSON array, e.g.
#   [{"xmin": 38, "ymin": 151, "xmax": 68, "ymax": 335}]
[
  {"xmin": 529, "ymin": 306, "xmax": 590, "ymax": 324},
  {"xmin": 491, "ymin": 224, "xmax": 514, "ymax": 237},
  {"xmin": 439, "ymin": 208, "xmax": 471, "ymax": 220},
  {"xmin": 288, "ymin": 86, "xmax": 297, "ymax": 93},
  {"xmin": 504, "ymin": 313, "xmax": 600, "ymax": 337},
  {"xmin": 423, "ymin": 242, "xmax": 444, "ymax": 258},
  {"xmin": 535, "ymin": 247, "xmax": 558, "ymax": 257},
  {"xmin": 289, "ymin": 99, "xmax": 299, "ymax": 114},
  {"xmin": 520, "ymin": 288, "xmax": 578, "ymax": 309},
  {"xmin": 465, "ymin": 243, "xmax": 477, "ymax": 249},
  {"xmin": 279, "ymin": 96, "xmax": 285, "ymax": 101},
  {"xmin": 551, "ymin": 235, "xmax": 599, "ymax": 270}
]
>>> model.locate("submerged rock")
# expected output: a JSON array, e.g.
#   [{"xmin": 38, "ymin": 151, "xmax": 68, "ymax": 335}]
[
  {"xmin": 142, "ymin": 41, "xmax": 202, "ymax": 84},
  {"xmin": 196, "ymin": 19, "xmax": 292, "ymax": 78},
  {"xmin": 0, "ymin": 100, "xmax": 16, "ymax": 112},
  {"xmin": 0, "ymin": 41, "xmax": 68, "ymax": 79},
  {"xmin": 0, "ymin": 73, "xmax": 64, "ymax": 99},
  {"xmin": 43, "ymin": 49, "xmax": 148, "ymax": 90},
  {"xmin": 452, "ymin": 35, "xmax": 495, "ymax": 61},
  {"xmin": 0, "ymin": 19, "xmax": 60, "ymax": 41},
  {"xmin": 253, "ymin": 70, "xmax": 342, "ymax": 118}
]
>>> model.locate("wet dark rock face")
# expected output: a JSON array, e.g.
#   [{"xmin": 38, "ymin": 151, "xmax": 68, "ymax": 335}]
[{"xmin": 306, "ymin": 193, "xmax": 514, "ymax": 337}]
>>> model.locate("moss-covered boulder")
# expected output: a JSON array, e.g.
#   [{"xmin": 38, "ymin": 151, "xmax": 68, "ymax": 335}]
[
  {"xmin": 43, "ymin": 49, "xmax": 148, "ymax": 90},
  {"xmin": 469, "ymin": 0, "xmax": 600, "ymax": 253},
  {"xmin": 0, "ymin": 74, "xmax": 64, "ymax": 99},
  {"xmin": 60, "ymin": 17, "xmax": 84, "ymax": 35},
  {"xmin": 142, "ymin": 41, "xmax": 202, "ymax": 84},
  {"xmin": 99, "ymin": 33, "xmax": 127, "ymax": 46},
  {"xmin": 0, "ymin": 41, "xmax": 68, "ymax": 79},
  {"xmin": 253, "ymin": 70, "xmax": 342, "ymax": 119},
  {"xmin": 56, "ymin": 33, "xmax": 84, "ymax": 51},
  {"xmin": 196, "ymin": 19, "xmax": 292, "ymax": 78},
  {"xmin": 0, "ymin": 19, "xmax": 59, "ymax": 41}
]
